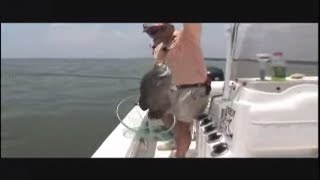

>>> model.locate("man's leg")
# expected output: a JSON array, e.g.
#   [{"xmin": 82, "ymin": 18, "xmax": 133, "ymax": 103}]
[
  {"xmin": 173, "ymin": 120, "xmax": 192, "ymax": 158},
  {"xmin": 171, "ymin": 87, "xmax": 209, "ymax": 157},
  {"xmin": 162, "ymin": 113, "xmax": 174, "ymax": 129},
  {"xmin": 157, "ymin": 113, "xmax": 176, "ymax": 150}
]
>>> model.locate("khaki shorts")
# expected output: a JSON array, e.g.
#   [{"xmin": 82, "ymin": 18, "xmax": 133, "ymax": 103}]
[{"xmin": 168, "ymin": 86, "xmax": 209, "ymax": 123}]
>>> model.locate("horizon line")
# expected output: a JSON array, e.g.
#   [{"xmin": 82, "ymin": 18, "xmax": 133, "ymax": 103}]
[
  {"xmin": 1, "ymin": 57, "xmax": 227, "ymax": 60},
  {"xmin": 1, "ymin": 57, "xmax": 318, "ymax": 63}
]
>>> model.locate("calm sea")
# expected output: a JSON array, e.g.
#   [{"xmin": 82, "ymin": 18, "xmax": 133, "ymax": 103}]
[{"xmin": 1, "ymin": 58, "xmax": 317, "ymax": 157}]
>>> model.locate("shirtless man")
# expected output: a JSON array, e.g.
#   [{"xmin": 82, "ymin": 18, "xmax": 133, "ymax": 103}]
[{"xmin": 143, "ymin": 23, "xmax": 211, "ymax": 158}]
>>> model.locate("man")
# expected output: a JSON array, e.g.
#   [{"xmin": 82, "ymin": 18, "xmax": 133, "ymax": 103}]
[{"xmin": 143, "ymin": 23, "xmax": 211, "ymax": 158}]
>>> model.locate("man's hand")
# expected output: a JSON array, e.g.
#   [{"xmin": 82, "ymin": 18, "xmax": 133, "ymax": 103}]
[{"xmin": 182, "ymin": 23, "xmax": 202, "ymax": 42}]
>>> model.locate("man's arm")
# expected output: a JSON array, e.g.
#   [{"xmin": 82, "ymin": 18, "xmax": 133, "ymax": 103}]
[{"xmin": 181, "ymin": 23, "xmax": 202, "ymax": 43}]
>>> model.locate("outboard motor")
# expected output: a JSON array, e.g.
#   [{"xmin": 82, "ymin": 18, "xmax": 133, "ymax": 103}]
[{"xmin": 207, "ymin": 66, "xmax": 224, "ymax": 81}]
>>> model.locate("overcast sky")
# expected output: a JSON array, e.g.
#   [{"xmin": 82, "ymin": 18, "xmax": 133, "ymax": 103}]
[{"xmin": 1, "ymin": 23, "xmax": 229, "ymax": 59}]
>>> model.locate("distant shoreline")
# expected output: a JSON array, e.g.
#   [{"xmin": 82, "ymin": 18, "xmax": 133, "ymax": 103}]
[{"xmin": 1, "ymin": 57, "xmax": 318, "ymax": 65}]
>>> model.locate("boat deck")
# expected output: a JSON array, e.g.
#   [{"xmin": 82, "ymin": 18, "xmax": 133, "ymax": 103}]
[
  {"xmin": 92, "ymin": 77, "xmax": 319, "ymax": 158},
  {"xmin": 154, "ymin": 140, "xmax": 197, "ymax": 158}
]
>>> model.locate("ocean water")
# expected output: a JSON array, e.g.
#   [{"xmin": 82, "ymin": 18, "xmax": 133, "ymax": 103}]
[{"xmin": 0, "ymin": 58, "xmax": 317, "ymax": 157}]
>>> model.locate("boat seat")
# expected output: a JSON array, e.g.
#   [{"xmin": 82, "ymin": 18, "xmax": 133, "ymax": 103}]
[{"xmin": 232, "ymin": 83, "xmax": 318, "ymax": 157}]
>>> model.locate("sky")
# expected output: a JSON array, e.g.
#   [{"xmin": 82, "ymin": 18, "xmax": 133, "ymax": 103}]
[{"xmin": 1, "ymin": 23, "xmax": 229, "ymax": 59}]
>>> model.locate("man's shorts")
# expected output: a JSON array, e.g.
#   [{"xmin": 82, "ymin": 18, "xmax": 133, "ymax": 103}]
[{"xmin": 168, "ymin": 86, "xmax": 209, "ymax": 123}]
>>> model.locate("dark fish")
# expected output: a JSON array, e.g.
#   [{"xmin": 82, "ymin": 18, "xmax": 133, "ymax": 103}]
[{"xmin": 138, "ymin": 63, "xmax": 173, "ymax": 119}]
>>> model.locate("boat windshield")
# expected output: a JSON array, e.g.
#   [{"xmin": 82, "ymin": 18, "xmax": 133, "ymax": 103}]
[{"xmin": 228, "ymin": 23, "xmax": 318, "ymax": 79}]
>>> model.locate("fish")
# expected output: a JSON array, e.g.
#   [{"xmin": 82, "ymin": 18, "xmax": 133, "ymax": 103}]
[{"xmin": 138, "ymin": 63, "xmax": 173, "ymax": 119}]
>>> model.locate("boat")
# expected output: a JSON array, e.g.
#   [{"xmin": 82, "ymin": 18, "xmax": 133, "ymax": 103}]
[{"xmin": 92, "ymin": 23, "xmax": 318, "ymax": 158}]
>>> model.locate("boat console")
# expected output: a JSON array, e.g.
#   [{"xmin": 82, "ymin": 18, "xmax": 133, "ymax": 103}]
[{"xmin": 196, "ymin": 77, "xmax": 318, "ymax": 158}]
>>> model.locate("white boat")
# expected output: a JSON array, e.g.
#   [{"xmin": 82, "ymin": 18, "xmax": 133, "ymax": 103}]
[{"xmin": 92, "ymin": 23, "xmax": 318, "ymax": 158}]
